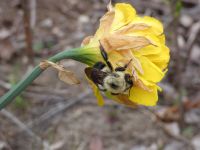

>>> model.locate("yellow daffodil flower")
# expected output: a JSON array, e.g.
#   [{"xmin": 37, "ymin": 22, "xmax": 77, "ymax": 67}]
[
  {"xmin": 82, "ymin": 2, "xmax": 170, "ymax": 107},
  {"xmin": 0, "ymin": 2, "xmax": 170, "ymax": 110}
]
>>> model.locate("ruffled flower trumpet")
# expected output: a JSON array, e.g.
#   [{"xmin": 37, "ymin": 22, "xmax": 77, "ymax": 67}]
[{"xmin": 81, "ymin": 3, "xmax": 170, "ymax": 107}]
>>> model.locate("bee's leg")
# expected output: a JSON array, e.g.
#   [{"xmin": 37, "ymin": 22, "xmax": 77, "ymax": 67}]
[
  {"xmin": 99, "ymin": 43, "xmax": 108, "ymax": 61},
  {"xmin": 111, "ymin": 92, "xmax": 119, "ymax": 95},
  {"xmin": 99, "ymin": 41, "xmax": 113, "ymax": 71},
  {"xmin": 124, "ymin": 74, "xmax": 133, "ymax": 85},
  {"xmin": 115, "ymin": 59, "xmax": 132, "ymax": 72},
  {"xmin": 128, "ymin": 89, "xmax": 131, "ymax": 97},
  {"xmin": 115, "ymin": 66, "xmax": 126, "ymax": 72},
  {"xmin": 105, "ymin": 61, "xmax": 113, "ymax": 72},
  {"xmin": 132, "ymin": 69, "xmax": 137, "ymax": 81},
  {"xmin": 97, "ymin": 84, "xmax": 107, "ymax": 92},
  {"xmin": 99, "ymin": 89, "xmax": 107, "ymax": 92},
  {"xmin": 123, "ymin": 86, "xmax": 131, "ymax": 95},
  {"xmin": 124, "ymin": 59, "xmax": 132, "ymax": 68},
  {"xmin": 124, "ymin": 74, "xmax": 133, "ymax": 96},
  {"xmin": 93, "ymin": 62, "xmax": 106, "ymax": 70}
]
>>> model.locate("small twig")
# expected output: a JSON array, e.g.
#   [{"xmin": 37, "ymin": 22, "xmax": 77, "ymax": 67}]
[
  {"xmin": 0, "ymin": 109, "xmax": 49, "ymax": 148},
  {"xmin": 30, "ymin": 0, "xmax": 36, "ymax": 29},
  {"xmin": 54, "ymin": 3, "xmax": 79, "ymax": 19},
  {"xmin": 170, "ymin": 0, "xmax": 186, "ymax": 129},
  {"xmin": 0, "ymin": 72, "xmax": 78, "ymax": 101},
  {"xmin": 173, "ymin": 4, "xmax": 200, "ymax": 130},
  {"xmin": 0, "ymin": 80, "xmax": 66, "ymax": 102},
  {"xmin": 26, "ymin": 89, "xmax": 92, "ymax": 127},
  {"xmin": 0, "ymin": 80, "xmax": 12, "ymax": 90},
  {"xmin": 183, "ymin": 21, "xmax": 200, "ymax": 71},
  {"xmin": 22, "ymin": 0, "xmax": 34, "ymax": 64},
  {"xmin": 23, "ymin": 91, "xmax": 67, "ymax": 102}
]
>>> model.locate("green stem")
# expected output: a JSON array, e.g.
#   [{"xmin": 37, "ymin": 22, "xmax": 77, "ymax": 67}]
[{"xmin": 0, "ymin": 47, "xmax": 99, "ymax": 110}]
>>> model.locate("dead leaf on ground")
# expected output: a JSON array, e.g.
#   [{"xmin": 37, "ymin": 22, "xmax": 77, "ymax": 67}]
[
  {"xmin": 89, "ymin": 135, "xmax": 103, "ymax": 150},
  {"xmin": 156, "ymin": 99, "xmax": 200, "ymax": 123}
]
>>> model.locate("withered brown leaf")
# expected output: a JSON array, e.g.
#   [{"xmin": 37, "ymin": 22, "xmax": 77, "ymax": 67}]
[
  {"xmin": 100, "ymin": 35, "xmax": 151, "ymax": 51},
  {"xmin": 58, "ymin": 70, "xmax": 80, "ymax": 85},
  {"xmin": 115, "ymin": 23, "xmax": 150, "ymax": 34},
  {"xmin": 39, "ymin": 60, "xmax": 80, "ymax": 85}
]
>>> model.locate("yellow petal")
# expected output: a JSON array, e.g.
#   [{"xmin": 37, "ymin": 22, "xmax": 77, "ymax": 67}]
[
  {"xmin": 88, "ymin": 10, "xmax": 115, "ymax": 47},
  {"xmin": 116, "ymin": 94, "xmax": 137, "ymax": 108},
  {"xmin": 107, "ymin": 50, "xmax": 142, "ymax": 74},
  {"xmin": 106, "ymin": 49, "xmax": 144, "ymax": 75},
  {"xmin": 129, "ymin": 85, "xmax": 158, "ymax": 106},
  {"xmin": 134, "ymin": 78, "xmax": 152, "ymax": 92},
  {"xmin": 105, "ymin": 92, "xmax": 137, "ymax": 108},
  {"xmin": 94, "ymin": 87, "xmax": 105, "ymax": 106},
  {"xmin": 135, "ymin": 45, "xmax": 162, "ymax": 56},
  {"xmin": 147, "ymin": 45, "xmax": 170, "ymax": 62},
  {"xmin": 126, "ymin": 31, "xmax": 161, "ymax": 48},
  {"xmin": 81, "ymin": 35, "xmax": 93, "ymax": 46},
  {"xmin": 119, "ymin": 49, "xmax": 144, "ymax": 74},
  {"xmin": 131, "ymin": 16, "xmax": 163, "ymax": 35},
  {"xmin": 132, "ymin": 44, "xmax": 170, "ymax": 70},
  {"xmin": 111, "ymin": 3, "xmax": 136, "ymax": 31},
  {"xmin": 97, "ymin": 11, "xmax": 115, "ymax": 37},
  {"xmin": 101, "ymin": 35, "xmax": 151, "ymax": 51},
  {"xmin": 159, "ymin": 34, "xmax": 165, "ymax": 44},
  {"xmin": 137, "ymin": 56, "xmax": 164, "ymax": 83},
  {"xmin": 146, "ymin": 45, "xmax": 170, "ymax": 70},
  {"xmin": 86, "ymin": 77, "xmax": 104, "ymax": 106},
  {"xmin": 107, "ymin": 50, "xmax": 124, "ymax": 68},
  {"xmin": 137, "ymin": 75, "xmax": 161, "ymax": 91}
]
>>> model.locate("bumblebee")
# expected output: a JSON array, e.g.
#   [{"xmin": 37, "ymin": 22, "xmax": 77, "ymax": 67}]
[{"xmin": 85, "ymin": 44, "xmax": 133, "ymax": 95}]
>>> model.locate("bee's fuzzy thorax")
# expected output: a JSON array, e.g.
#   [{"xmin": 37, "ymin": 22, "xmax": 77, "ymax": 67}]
[{"xmin": 103, "ymin": 72, "xmax": 129, "ymax": 94}]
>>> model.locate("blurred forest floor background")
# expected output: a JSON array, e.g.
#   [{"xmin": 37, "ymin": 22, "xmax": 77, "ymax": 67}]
[{"xmin": 0, "ymin": 0, "xmax": 200, "ymax": 150}]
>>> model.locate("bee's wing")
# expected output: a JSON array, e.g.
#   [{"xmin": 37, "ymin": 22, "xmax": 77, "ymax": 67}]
[
  {"xmin": 85, "ymin": 67, "xmax": 107, "ymax": 85},
  {"xmin": 84, "ymin": 67, "xmax": 93, "ymax": 80}
]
